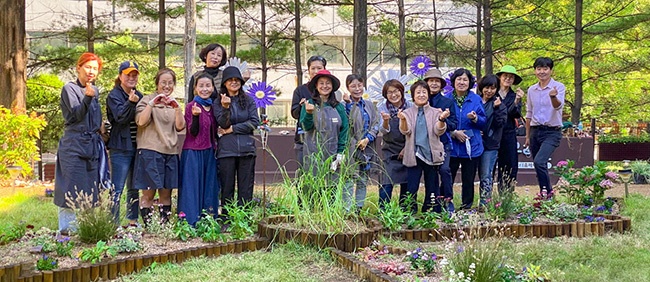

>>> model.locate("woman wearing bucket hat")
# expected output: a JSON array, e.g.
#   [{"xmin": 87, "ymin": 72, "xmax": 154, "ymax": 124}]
[
  {"xmin": 495, "ymin": 65, "xmax": 525, "ymax": 192},
  {"xmin": 300, "ymin": 70, "xmax": 350, "ymax": 200},
  {"xmin": 214, "ymin": 66, "xmax": 259, "ymax": 219},
  {"xmin": 424, "ymin": 69, "xmax": 458, "ymax": 211},
  {"xmin": 106, "ymin": 60, "xmax": 143, "ymax": 226}
]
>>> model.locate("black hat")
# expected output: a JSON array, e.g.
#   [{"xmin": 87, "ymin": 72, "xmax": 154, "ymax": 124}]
[
  {"xmin": 308, "ymin": 69, "xmax": 340, "ymax": 94},
  {"xmin": 221, "ymin": 66, "xmax": 245, "ymax": 88}
]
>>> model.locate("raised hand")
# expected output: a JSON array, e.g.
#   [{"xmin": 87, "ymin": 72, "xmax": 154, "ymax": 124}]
[
  {"xmin": 494, "ymin": 96, "xmax": 502, "ymax": 108},
  {"xmin": 168, "ymin": 97, "xmax": 180, "ymax": 109},
  {"xmin": 380, "ymin": 112, "xmax": 390, "ymax": 121},
  {"xmin": 191, "ymin": 103, "xmax": 202, "ymax": 116},
  {"xmin": 305, "ymin": 100, "xmax": 315, "ymax": 114},
  {"xmin": 84, "ymin": 82, "xmax": 95, "ymax": 97},
  {"xmin": 397, "ymin": 109, "xmax": 406, "ymax": 120},
  {"xmin": 515, "ymin": 87, "xmax": 525, "ymax": 101},
  {"xmin": 356, "ymin": 138, "xmax": 369, "ymax": 150},
  {"xmin": 440, "ymin": 108, "xmax": 450, "ymax": 120},
  {"xmin": 220, "ymin": 93, "xmax": 231, "ymax": 109},
  {"xmin": 128, "ymin": 89, "xmax": 140, "ymax": 103},
  {"xmin": 342, "ymin": 92, "xmax": 351, "ymax": 103},
  {"xmin": 549, "ymin": 86, "xmax": 558, "ymax": 98},
  {"xmin": 467, "ymin": 111, "xmax": 477, "ymax": 121}
]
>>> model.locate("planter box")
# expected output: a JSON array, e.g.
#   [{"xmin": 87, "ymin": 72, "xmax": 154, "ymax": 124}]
[{"xmin": 598, "ymin": 142, "xmax": 650, "ymax": 161}]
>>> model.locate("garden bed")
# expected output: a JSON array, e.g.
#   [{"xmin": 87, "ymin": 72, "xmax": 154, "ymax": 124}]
[
  {"xmin": 258, "ymin": 215, "xmax": 383, "ymax": 252},
  {"xmin": 0, "ymin": 237, "xmax": 269, "ymax": 282}
]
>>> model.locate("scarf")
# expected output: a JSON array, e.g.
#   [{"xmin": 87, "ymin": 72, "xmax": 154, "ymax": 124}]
[
  {"xmin": 193, "ymin": 95, "xmax": 213, "ymax": 106},
  {"xmin": 386, "ymin": 98, "xmax": 407, "ymax": 118}
]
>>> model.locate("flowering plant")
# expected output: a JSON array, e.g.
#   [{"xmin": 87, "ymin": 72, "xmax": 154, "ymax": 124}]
[
  {"xmin": 36, "ymin": 254, "xmax": 58, "ymax": 271},
  {"xmin": 405, "ymin": 247, "xmax": 438, "ymax": 274},
  {"xmin": 555, "ymin": 160, "xmax": 619, "ymax": 205},
  {"xmin": 54, "ymin": 236, "xmax": 74, "ymax": 257},
  {"xmin": 173, "ymin": 212, "xmax": 197, "ymax": 241}
]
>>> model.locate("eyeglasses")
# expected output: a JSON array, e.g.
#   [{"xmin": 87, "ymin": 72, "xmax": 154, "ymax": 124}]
[{"xmin": 387, "ymin": 89, "xmax": 401, "ymax": 96}]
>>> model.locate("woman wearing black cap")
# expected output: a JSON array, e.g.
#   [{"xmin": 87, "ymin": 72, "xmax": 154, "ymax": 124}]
[
  {"xmin": 214, "ymin": 66, "xmax": 259, "ymax": 218},
  {"xmin": 187, "ymin": 43, "xmax": 227, "ymax": 101},
  {"xmin": 106, "ymin": 61, "xmax": 143, "ymax": 225}
]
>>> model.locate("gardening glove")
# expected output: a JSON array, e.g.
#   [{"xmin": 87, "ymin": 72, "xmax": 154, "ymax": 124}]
[{"xmin": 330, "ymin": 153, "xmax": 345, "ymax": 171}]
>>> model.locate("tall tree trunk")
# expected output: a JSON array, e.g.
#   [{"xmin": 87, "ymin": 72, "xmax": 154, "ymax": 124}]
[
  {"xmin": 294, "ymin": 0, "xmax": 303, "ymax": 86},
  {"xmin": 229, "ymin": 0, "xmax": 236, "ymax": 56},
  {"xmin": 0, "ymin": 0, "xmax": 27, "ymax": 113},
  {"xmin": 184, "ymin": 0, "xmax": 196, "ymax": 101},
  {"xmin": 572, "ymin": 0, "xmax": 583, "ymax": 124},
  {"xmin": 482, "ymin": 0, "xmax": 493, "ymax": 74},
  {"xmin": 87, "ymin": 0, "xmax": 94, "ymax": 52},
  {"xmin": 475, "ymin": 1, "xmax": 482, "ymax": 78},
  {"xmin": 398, "ymin": 0, "xmax": 406, "ymax": 75},
  {"xmin": 432, "ymin": 0, "xmax": 439, "ymax": 67},
  {"xmin": 353, "ymin": 0, "xmax": 368, "ymax": 83},
  {"xmin": 159, "ymin": 0, "xmax": 166, "ymax": 69}
]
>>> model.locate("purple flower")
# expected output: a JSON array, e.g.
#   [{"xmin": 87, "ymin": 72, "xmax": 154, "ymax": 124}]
[
  {"xmin": 556, "ymin": 160, "xmax": 569, "ymax": 167},
  {"xmin": 412, "ymin": 253, "xmax": 419, "ymax": 259},
  {"xmin": 605, "ymin": 171, "xmax": 618, "ymax": 180},
  {"xmin": 595, "ymin": 206, "xmax": 606, "ymax": 212},
  {"xmin": 409, "ymin": 55, "xmax": 432, "ymax": 77},
  {"xmin": 599, "ymin": 179, "xmax": 614, "ymax": 189},
  {"xmin": 247, "ymin": 81, "xmax": 276, "ymax": 109}
]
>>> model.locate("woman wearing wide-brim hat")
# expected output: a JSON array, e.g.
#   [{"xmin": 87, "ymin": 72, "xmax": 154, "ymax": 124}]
[
  {"xmin": 300, "ymin": 69, "xmax": 350, "ymax": 194},
  {"xmin": 495, "ymin": 65, "xmax": 525, "ymax": 192},
  {"xmin": 214, "ymin": 66, "xmax": 259, "ymax": 218}
]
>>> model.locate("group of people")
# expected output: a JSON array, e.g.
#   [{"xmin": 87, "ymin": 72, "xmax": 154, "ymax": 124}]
[
  {"xmin": 54, "ymin": 44, "xmax": 259, "ymax": 232},
  {"xmin": 291, "ymin": 56, "xmax": 565, "ymax": 214},
  {"xmin": 53, "ymin": 47, "xmax": 565, "ymax": 232}
]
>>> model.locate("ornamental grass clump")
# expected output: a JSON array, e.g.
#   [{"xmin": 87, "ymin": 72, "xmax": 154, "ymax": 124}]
[
  {"xmin": 484, "ymin": 188, "xmax": 521, "ymax": 221},
  {"xmin": 66, "ymin": 190, "xmax": 117, "ymax": 244},
  {"xmin": 443, "ymin": 231, "xmax": 507, "ymax": 282}
]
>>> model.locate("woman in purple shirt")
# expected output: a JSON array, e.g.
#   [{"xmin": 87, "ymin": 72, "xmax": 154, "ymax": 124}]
[{"xmin": 178, "ymin": 73, "xmax": 220, "ymax": 225}]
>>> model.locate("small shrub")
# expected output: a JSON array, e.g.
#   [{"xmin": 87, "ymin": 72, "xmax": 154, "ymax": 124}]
[
  {"xmin": 225, "ymin": 202, "xmax": 256, "ymax": 240},
  {"xmin": 0, "ymin": 222, "xmax": 27, "ymax": 245},
  {"xmin": 36, "ymin": 254, "xmax": 58, "ymax": 271},
  {"xmin": 144, "ymin": 207, "xmax": 176, "ymax": 244},
  {"xmin": 377, "ymin": 197, "xmax": 410, "ymax": 231},
  {"xmin": 555, "ymin": 160, "xmax": 619, "ymax": 205},
  {"xmin": 0, "ymin": 106, "xmax": 47, "ymax": 178},
  {"xmin": 173, "ymin": 212, "xmax": 197, "ymax": 241},
  {"xmin": 550, "ymin": 203, "xmax": 580, "ymax": 222},
  {"xmin": 79, "ymin": 241, "xmax": 117, "ymax": 264},
  {"xmin": 112, "ymin": 226, "xmax": 144, "ymax": 253},
  {"xmin": 196, "ymin": 214, "xmax": 228, "ymax": 242},
  {"xmin": 28, "ymin": 228, "xmax": 56, "ymax": 253}
]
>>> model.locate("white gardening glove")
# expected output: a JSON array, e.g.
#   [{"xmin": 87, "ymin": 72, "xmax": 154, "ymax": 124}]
[{"xmin": 330, "ymin": 153, "xmax": 345, "ymax": 171}]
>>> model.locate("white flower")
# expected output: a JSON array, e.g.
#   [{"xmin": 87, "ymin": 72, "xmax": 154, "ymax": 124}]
[
  {"xmin": 469, "ymin": 263, "xmax": 476, "ymax": 269},
  {"xmin": 458, "ymin": 272, "xmax": 465, "ymax": 279}
]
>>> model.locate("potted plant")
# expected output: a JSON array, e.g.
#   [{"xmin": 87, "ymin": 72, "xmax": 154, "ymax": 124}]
[{"xmin": 630, "ymin": 161, "xmax": 650, "ymax": 184}]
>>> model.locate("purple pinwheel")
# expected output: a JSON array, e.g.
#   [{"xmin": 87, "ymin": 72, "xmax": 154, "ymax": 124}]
[
  {"xmin": 247, "ymin": 81, "xmax": 276, "ymax": 108},
  {"xmin": 409, "ymin": 55, "xmax": 432, "ymax": 77}
]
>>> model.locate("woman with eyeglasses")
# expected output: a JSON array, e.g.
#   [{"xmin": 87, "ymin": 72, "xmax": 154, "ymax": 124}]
[{"xmin": 376, "ymin": 79, "xmax": 413, "ymax": 210}]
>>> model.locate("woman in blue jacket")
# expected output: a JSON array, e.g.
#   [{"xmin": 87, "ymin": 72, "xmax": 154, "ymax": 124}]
[
  {"xmin": 214, "ymin": 66, "xmax": 259, "ymax": 218},
  {"xmin": 447, "ymin": 68, "xmax": 486, "ymax": 210}
]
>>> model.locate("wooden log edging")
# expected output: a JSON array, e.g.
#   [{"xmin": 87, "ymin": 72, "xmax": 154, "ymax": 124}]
[
  {"xmin": 329, "ymin": 248, "xmax": 398, "ymax": 282},
  {"xmin": 0, "ymin": 237, "xmax": 270, "ymax": 282},
  {"xmin": 383, "ymin": 214, "xmax": 631, "ymax": 242},
  {"xmin": 258, "ymin": 215, "xmax": 384, "ymax": 252}
]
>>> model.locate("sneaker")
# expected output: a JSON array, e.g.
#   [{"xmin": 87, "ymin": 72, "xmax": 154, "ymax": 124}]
[{"xmin": 447, "ymin": 202, "xmax": 455, "ymax": 213}]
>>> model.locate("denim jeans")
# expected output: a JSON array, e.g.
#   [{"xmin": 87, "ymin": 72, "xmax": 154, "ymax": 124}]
[
  {"xmin": 343, "ymin": 169, "xmax": 368, "ymax": 211},
  {"xmin": 58, "ymin": 207, "xmax": 76, "ymax": 233},
  {"xmin": 479, "ymin": 150, "xmax": 499, "ymax": 205},
  {"xmin": 530, "ymin": 128, "xmax": 562, "ymax": 193},
  {"xmin": 110, "ymin": 149, "xmax": 139, "ymax": 222},
  {"xmin": 439, "ymin": 143, "xmax": 453, "ymax": 199}
]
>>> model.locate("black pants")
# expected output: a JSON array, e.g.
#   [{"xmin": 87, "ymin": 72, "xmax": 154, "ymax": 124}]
[
  {"xmin": 218, "ymin": 155, "xmax": 256, "ymax": 215},
  {"xmin": 450, "ymin": 157, "xmax": 479, "ymax": 209},
  {"xmin": 497, "ymin": 131, "xmax": 519, "ymax": 192}
]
